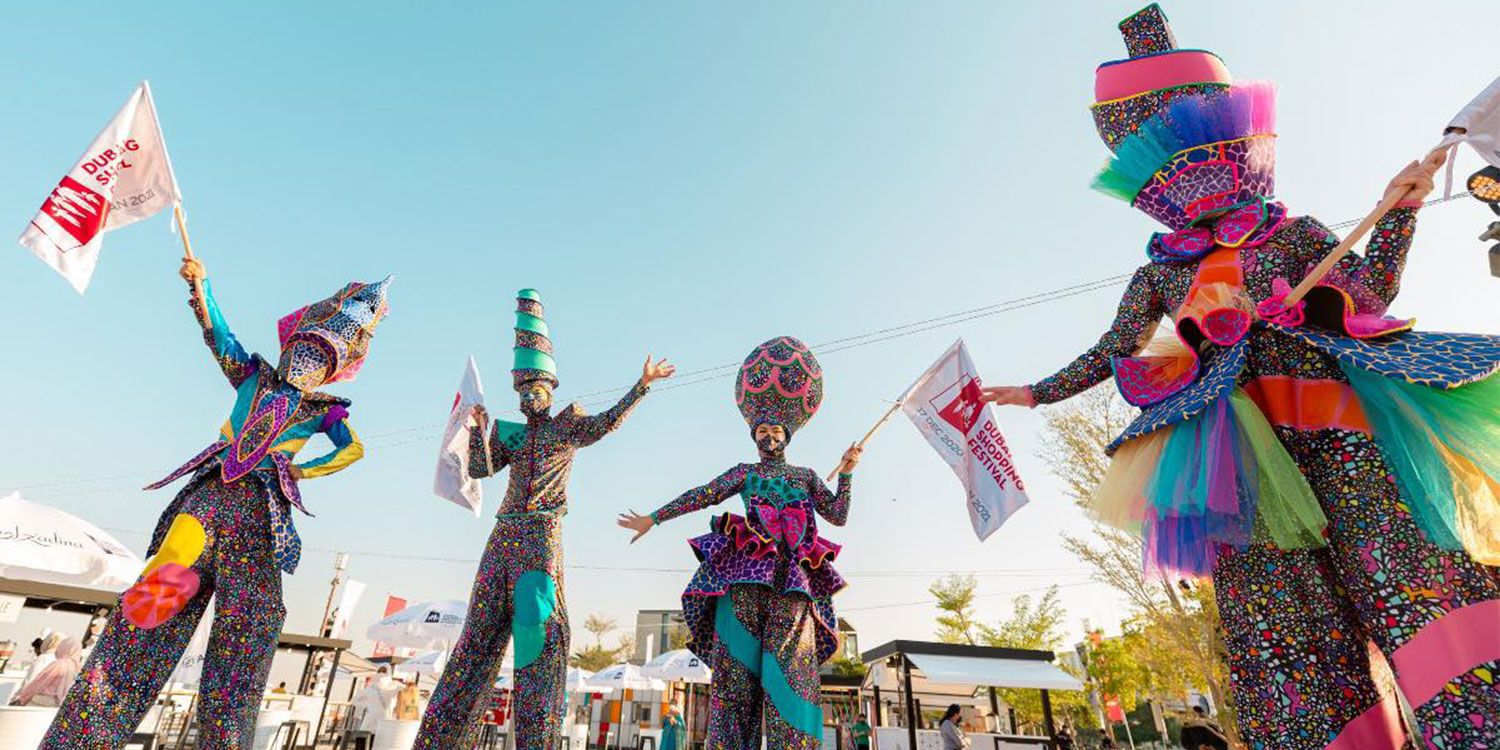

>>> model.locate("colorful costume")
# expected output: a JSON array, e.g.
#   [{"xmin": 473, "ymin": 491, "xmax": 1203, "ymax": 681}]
[
  {"xmin": 43, "ymin": 273, "xmax": 392, "ymax": 749},
  {"xmin": 649, "ymin": 337, "xmax": 851, "ymax": 750},
  {"xmin": 416, "ymin": 290, "xmax": 652, "ymax": 749},
  {"xmin": 1028, "ymin": 6, "xmax": 1500, "ymax": 748}
]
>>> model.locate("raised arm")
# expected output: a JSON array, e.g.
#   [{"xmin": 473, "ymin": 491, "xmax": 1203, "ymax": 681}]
[
  {"xmin": 1027, "ymin": 266, "xmax": 1163, "ymax": 405},
  {"xmin": 809, "ymin": 471, "xmax": 853, "ymax": 526},
  {"xmin": 180, "ymin": 259, "xmax": 256, "ymax": 387},
  {"xmin": 295, "ymin": 406, "xmax": 365, "ymax": 479},
  {"xmin": 567, "ymin": 356, "xmax": 676, "ymax": 447},
  {"xmin": 568, "ymin": 380, "xmax": 650, "ymax": 448},
  {"xmin": 1323, "ymin": 156, "xmax": 1441, "ymax": 307}
]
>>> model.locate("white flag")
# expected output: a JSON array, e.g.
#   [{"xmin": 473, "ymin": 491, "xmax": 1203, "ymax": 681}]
[
  {"xmin": 329, "ymin": 579, "xmax": 367, "ymax": 639},
  {"xmin": 1446, "ymin": 75, "xmax": 1500, "ymax": 169},
  {"xmin": 18, "ymin": 81, "xmax": 182, "ymax": 293},
  {"xmin": 900, "ymin": 339, "xmax": 1030, "ymax": 540},
  {"xmin": 434, "ymin": 356, "xmax": 487, "ymax": 516}
]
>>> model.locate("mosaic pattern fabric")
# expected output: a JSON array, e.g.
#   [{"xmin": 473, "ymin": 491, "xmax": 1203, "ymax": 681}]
[
  {"xmin": 41, "ymin": 474, "xmax": 286, "ymax": 749},
  {"xmin": 1028, "ymin": 207, "xmax": 1500, "ymax": 748},
  {"xmin": 652, "ymin": 457, "xmax": 853, "ymax": 749},
  {"xmin": 735, "ymin": 337, "xmax": 824, "ymax": 436},
  {"xmin": 704, "ymin": 587, "xmax": 825, "ymax": 750},
  {"xmin": 414, "ymin": 383, "xmax": 651, "ymax": 746},
  {"xmin": 414, "ymin": 514, "xmax": 569, "ymax": 749}
]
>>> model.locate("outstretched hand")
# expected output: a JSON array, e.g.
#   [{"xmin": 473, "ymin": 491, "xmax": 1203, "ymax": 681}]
[
  {"xmin": 642, "ymin": 355, "xmax": 676, "ymax": 386},
  {"xmin": 979, "ymin": 385, "xmax": 1035, "ymax": 408},
  {"xmin": 616, "ymin": 510, "xmax": 655, "ymax": 544}
]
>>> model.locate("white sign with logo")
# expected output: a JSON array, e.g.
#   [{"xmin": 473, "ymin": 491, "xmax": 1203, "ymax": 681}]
[{"xmin": 900, "ymin": 339, "xmax": 1030, "ymax": 540}]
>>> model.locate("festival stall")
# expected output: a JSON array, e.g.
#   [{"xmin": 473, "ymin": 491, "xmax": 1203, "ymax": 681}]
[{"xmin": 861, "ymin": 641, "xmax": 1084, "ymax": 750}]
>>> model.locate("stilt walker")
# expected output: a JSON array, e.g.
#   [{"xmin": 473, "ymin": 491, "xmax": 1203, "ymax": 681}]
[
  {"xmin": 618, "ymin": 337, "xmax": 864, "ymax": 750},
  {"xmin": 415, "ymin": 290, "xmax": 674, "ymax": 749},
  {"xmin": 981, "ymin": 6, "xmax": 1500, "ymax": 749},
  {"xmin": 42, "ymin": 257, "xmax": 393, "ymax": 749}
]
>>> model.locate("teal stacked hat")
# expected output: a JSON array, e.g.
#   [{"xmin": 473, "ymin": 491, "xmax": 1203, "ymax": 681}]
[{"xmin": 512, "ymin": 289, "xmax": 558, "ymax": 390}]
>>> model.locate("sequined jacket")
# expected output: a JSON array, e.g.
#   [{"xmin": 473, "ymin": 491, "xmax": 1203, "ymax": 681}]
[
  {"xmin": 467, "ymin": 381, "xmax": 649, "ymax": 516},
  {"xmin": 145, "ymin": 280, "xmax": 365, "ymax": 513}
]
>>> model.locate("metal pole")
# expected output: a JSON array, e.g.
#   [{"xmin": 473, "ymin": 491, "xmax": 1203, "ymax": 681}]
[
  {"xmin": 988, "ymin": 687, "xmax": 1000, "ymax": 733},
  {"xmin": 1040, "ymin": 690, "xmax": 1057, "ymax": 745},
  {"xmin": 1121, "ymin": 712, "xmax": 1136, "ymax": 750},
  {"xmin": 901, "ymin": 657, "xmax": 917, "ymax": 750},
  {"xmin": 314, "ymin": 648, "xmax": 343, "ymax": 743}
]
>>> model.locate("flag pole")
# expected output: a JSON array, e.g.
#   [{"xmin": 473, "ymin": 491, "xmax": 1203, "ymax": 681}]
[
  {"xmin": 1281, "ymin": 144, "xmax": 1446, "ymax": 307},
  {"xmin": 826, "ymin": 400, "xmax": 903, "ymax": 482}
]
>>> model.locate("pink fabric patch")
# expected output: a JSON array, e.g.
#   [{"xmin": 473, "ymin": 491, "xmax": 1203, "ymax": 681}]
[
  {"xmin": 1094, "ymin": 50, "xmax": 1232, "ymax": 102},
  {"xmin": 1325, "ymin": 694, "xmax": 1405, "ymax": 750},
  {"xmin": 1392, "ymin": 599, "xmax": 1500, "ymax": 707}
]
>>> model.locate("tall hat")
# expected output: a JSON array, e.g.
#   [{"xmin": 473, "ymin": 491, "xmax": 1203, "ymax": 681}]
[
  {"xmin": 511, "ymin": 289, "xmax": 559, "ymax": 390},
  {"xmin": 735, "ymin": 336, "xmax": 823, "ymax": 437},
  {"xmin": 1089, "ymin": 4, "xmax": 1278, "ymax": 231},
  {"xmin": 276, "ymin": 275, "xmax": 393, "ymax": 386}
]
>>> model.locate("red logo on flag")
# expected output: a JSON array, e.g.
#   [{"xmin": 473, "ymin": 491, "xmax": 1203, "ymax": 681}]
[
  {"xmin": 39, "ymin": 176, "xmax": 109, "ymax": 248},
  {"xmin": 935, "ymin": 376, "xmax": 984, "ymax": 434}
]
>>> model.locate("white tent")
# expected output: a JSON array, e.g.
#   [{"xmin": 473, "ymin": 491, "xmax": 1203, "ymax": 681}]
[
  {"xmin": 642, "ymin": 649, "xmax": 711, "ymax": 684},
  {"xmin": 586, "ymin": 663, "xmax": 665, "ymax": 692},
  {"xmin": 365, "ymin": 600, "xmax": 466, "ymax": 650},
  {"xmin": 0, "ymin": 492, "xmax": 142, "ymax": 588}
]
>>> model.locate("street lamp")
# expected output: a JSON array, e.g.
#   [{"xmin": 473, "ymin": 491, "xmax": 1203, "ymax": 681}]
[{"xmin": 1467, "ymin": 166, "xmax": 1500, "ymax": 277}]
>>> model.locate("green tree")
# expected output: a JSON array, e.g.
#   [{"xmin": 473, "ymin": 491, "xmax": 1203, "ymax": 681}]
[
  {"xmin": 930, "ymin": 574, "xmax": 994, "ymax": 645},
  {"xmin": 1041, "ymin": 386, "xmax": 1238, "ymax": 740},
  {"xmin": 570, "ymin": 613, "xmax": 635, "ymax": 671}
]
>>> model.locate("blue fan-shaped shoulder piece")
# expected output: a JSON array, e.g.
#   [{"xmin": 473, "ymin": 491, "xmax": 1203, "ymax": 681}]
[{"xmin": 1273, "ymin": 327, "xmax": 1500, "ymax": 389}]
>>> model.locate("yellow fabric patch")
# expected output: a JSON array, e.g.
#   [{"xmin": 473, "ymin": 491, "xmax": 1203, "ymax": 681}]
[{"xmin": 141, "ymin": 514, "xmax": 207, "ymax": 578}]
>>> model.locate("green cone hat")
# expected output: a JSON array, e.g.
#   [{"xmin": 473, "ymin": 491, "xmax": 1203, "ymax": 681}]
[{"xmin": 512, "ymin": 288, "xmax": 558, "ymax": 390}]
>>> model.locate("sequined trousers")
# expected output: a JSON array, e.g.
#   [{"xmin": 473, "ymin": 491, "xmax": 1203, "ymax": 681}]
[
  {"xmin": 41, "ymin": 473, "xmax": 286, "ymax": 749},
  {"xmin": 415, "ymin": 512, "xmax": 569, "ymax": 749},
  {"xmin": 1214, "ymin": 425, "xmax": 1500, "ymax": 750},
  {"xmin": 705, "ymin": 585, "xmax": 824, "ymax": 750}
]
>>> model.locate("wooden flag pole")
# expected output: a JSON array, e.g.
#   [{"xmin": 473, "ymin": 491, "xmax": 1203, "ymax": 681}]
[
  {"xmin": 1282, "ymin": 146, "xmax": 1446, "ymax": 307},
  {"xmin": 826, "ymin": 400, "xmax": 903, "ymax": 482},
  {"xmin": 172, "ymin": 203, "xmax": 206, "ymax": 302}
]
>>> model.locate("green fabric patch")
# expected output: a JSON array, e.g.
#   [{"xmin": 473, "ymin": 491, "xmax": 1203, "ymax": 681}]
[
  {"xmin": 741, "ymin": 472, "xmax": 808, "ymax": 510},
  {"xmin": 492, "ymin": 420, "xmax": 528, "ymax": 452},
  {"xmin": 513, "ymin": 570, "xmax": 557, "ymax": 669}
]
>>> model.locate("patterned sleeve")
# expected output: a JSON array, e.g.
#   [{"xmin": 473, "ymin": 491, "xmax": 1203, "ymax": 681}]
[
  {"xmin": 188, "ymin": 278, "xmax": 257, "ymax": 387},
  {"xmin": 467, "ymin": 422, "xmax": 511, "ymax": 479},
  {"xmin": 650, "ymin": 465, "xmax": 748, "ymax": 525},
  {"xmin": 296, "ymin": 406, "xmax": 365, "ymax": 479},
  {"xmin": 568, "ymin": 380, "xmax": 650, "ymax": 447},
  {"xmin": 1029, "ymin": 266, "xmax": 1163, "ymax": 404},
  {"xmin": 810, "ymin": 470, "xmax": 852, "ymax": 526},
  {"xmin": 1337, "ymin": 206, "xmax": 1419, "ymax": 307}
]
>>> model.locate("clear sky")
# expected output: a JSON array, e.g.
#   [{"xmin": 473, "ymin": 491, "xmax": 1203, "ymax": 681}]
[{"xmin": 2, "ymin": 0, "xmax": 1497, "ymax": 682}]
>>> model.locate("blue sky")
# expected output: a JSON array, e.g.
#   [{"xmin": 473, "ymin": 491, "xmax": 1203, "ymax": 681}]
[{"xmin": 3, "ymin": 0, "xmax": 1497, "ymax": 681}]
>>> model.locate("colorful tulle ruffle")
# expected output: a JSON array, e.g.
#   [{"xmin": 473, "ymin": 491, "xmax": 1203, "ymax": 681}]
[
  {"xmin": 1091, "ymin": 389, "xmax": 1326, "ymax": 576},
  {"xmin": 1342, "ymin": 365, "xmax": 1500, "ymax": 565}
]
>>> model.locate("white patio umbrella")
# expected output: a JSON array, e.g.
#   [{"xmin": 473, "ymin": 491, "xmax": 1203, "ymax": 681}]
[
  {"xmin": 642, "ymin": 649, "xmax": 711, "ymax": 684},
  {"xmin": 396, "ymin": 649, "xmax": 447, "ymax": 677},
  {"xmin": 365, "ymin": 600, "xmax": 467, "ymax": 650},
  {"xmin": 586, "ymin": 663, "xmax": 666, "ymax": 692},
  {"xmin": 0, "ymin": 492, "xmax": 142, "ymax": 588},
  {"xmin": 567, "ymin": 667, "xmax": 608, "ymax": 693}
]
